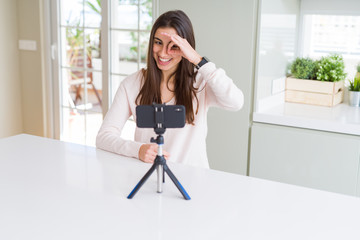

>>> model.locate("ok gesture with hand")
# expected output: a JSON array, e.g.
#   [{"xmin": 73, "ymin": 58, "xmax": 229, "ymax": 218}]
[{"xmin": 161, "ymin": 32, "xmax": 202, "ymax": 66}]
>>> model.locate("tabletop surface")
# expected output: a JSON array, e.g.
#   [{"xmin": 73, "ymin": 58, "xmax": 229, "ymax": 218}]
[{"xmin": 1, "ymin": 134, "xmax": 360, "ymax": 240}]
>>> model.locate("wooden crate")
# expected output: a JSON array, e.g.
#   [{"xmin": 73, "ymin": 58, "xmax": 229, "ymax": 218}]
[{"xmin": 285, "ymin": 77, "xmax": 344, "ymax": 107}]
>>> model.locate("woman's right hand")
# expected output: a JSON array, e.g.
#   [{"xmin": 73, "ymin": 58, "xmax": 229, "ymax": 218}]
[{"xmin": 138, "ymin": 144, "xmax": 170, "ymax": 163}]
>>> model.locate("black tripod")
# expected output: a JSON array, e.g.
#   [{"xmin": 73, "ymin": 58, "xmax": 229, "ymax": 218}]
[{"xmin": 127, "ymin": 105, "xmax": 191, "ymax": 200}]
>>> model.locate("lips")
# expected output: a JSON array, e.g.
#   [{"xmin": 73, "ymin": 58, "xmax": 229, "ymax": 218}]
[{"xmin": 158, "ymin": 57, "xmax": 172, "ymax": 66}]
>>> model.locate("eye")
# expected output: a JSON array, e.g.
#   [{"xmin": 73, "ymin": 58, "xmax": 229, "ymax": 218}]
[
  {"xmin": 171, "ymin": 45, "xmax": 179, "ymax": 50},
  {"xmin": 154, "ymin": 40, "xmax": 162, "ymax": 45}
]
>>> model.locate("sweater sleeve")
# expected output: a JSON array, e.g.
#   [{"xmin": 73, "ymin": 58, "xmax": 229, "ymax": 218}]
[
  {"xmin": 198, "ymin": 62, "xmax": 244, "ymax": 111},
  {"xmin": 96, "ymin": 80, "xmax": 143, "ymax": 159}
]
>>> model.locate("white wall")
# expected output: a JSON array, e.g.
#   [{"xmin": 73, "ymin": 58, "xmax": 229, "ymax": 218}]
[
  {"xmin": 17, "ymin": 0, "xmax": 45, "ymax": 137},
  {"xmin": 0, "ymin": 0, "xmax": 46, "ymax": 139},
  {"xmin": 159, "ymin": 0, "xmax": 258, "ymax": 174},
  {"xmin": 0, "ymin": 0, "xmax": 23, "ymax": 138}
]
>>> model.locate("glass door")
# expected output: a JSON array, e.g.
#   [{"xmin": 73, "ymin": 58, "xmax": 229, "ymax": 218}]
[
  {"xmin": 58, "ymin": 0, "xmax": 103, "ymax": 146},
  {"xmin": 54, "ymin": 0, "xmax": 155, "ymax": 146},
  {"xmin": 109, "ymin": 0, "xmax": 154, "ymax": 140}
]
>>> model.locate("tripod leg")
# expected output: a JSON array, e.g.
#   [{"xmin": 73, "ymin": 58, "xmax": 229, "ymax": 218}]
[
  {"xmin": 163, "ymin": 166, "xmax": 165, "ymax": 183},
  {"xmin": 157, "ymin": 165, "xmax": 163, "ymax": 193},
  {"xmin": 163, "ymin": 164, "xmax": 191, "ymax": 200},
  {"xmin": 127, "ymin": 163, "xmax": 157, "ymax": 199}
]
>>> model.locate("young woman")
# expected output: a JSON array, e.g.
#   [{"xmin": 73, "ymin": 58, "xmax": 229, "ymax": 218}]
[{"xmin": 96, "ymin": 10, "xmax": 244, "ymax": 168}]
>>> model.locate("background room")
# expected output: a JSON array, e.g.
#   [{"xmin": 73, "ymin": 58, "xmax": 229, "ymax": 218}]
[{"xmin": 0, "ymin": 0, "xmax": 360, "ymax": 197}]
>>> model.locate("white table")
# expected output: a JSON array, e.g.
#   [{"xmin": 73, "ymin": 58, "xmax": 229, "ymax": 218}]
[{"xmin": 1, "ymin": 134, "xmax": 360, "ymax": 239}]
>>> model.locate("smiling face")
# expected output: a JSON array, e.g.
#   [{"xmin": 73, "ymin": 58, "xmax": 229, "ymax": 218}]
[{"xmin": 152, "ymin": 27, "xmax": 182, "ymax": 77}]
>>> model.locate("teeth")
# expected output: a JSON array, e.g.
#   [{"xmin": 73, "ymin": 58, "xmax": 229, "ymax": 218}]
[{"xmin": 159, "ymin": 57, "xmax": 171, "ymax": 62}]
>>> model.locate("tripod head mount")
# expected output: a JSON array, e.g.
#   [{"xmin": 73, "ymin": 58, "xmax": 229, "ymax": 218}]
[
  {"xmin": 153, "ymin": 104, "xmax": 166, "ymax": 135},
  {"xmin": 150, "ymin": 134, "xmax": 164, "ymax": 145}
]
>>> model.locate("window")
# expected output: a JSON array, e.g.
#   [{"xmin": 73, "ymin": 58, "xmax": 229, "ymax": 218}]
[
  {"xmin": 56, "ymin": 0, "xmax": 155, "ymax": 146},
  {"xmin": 59, "ymin": 0, "xmax": 103, "ymax": 146},
  {"xmin": 109, "ymin": 0, "xmax": 154, "ymax": 140},
  {"xmin": 301, "ymin": 15, "xmax": 360, "ymax": 79},
  {"xmin": 109, "ymin": 0, "xmax": 153, "ymax": 102}
]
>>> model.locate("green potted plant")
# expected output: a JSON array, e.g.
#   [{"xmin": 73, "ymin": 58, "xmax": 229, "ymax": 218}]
[
  {"xmin": 356, "ymin": 63, "xmax": 360, "ymax": 79},
  {"xmin": 290, "ymin": 57, "xmax": 317, "ymax": 80},
  {"xmin": 315, "ymin": 54, "xmax": 347, "ymax": 82},
  {"xmin": 348, "ymin": 75, "xmax": 360, "ymax": 107},
  {"xmin": 286, "ymin": 54, "xmax": 346, "ymax": 107}
]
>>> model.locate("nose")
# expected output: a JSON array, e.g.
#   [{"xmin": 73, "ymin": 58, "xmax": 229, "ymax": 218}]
[{"xmin": 160, "ymin": 44, "xmax": 169, "ymax": 56}]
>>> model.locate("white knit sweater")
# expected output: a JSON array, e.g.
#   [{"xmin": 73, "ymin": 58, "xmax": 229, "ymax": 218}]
[{"xmin": 96, "ymin": 62, "xmax": 244, "ymax": 168}]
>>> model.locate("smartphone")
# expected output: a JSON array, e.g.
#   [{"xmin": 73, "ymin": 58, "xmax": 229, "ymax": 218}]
[{"xmin": 136, "ymin": 104, "xmax": 186, "ymax": 129}]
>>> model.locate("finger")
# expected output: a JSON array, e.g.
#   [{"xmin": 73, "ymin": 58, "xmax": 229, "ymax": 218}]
[
  {"xmin": 170, "ymin": 34, "xmax": 184, "ymax": 43},
  {"xmin": 160, "ymin": 32, "xmax": 183, "ymax": 46},
  {"xmin": 144, "ymin": 158, "xmax": 154, "ymax": 164},
  {"xmin": 167, "ymin": 42, "xmax": 182, "ymax": 55},
  {"xmin": 171, "ymin": 35, "xmax": 190, "ymax": 51},
  {"xmin": 160, "ymin": 32, "xmax": 178, "ymax": 48},
  {"xmin": 144, "ymin": 151, "xmax": 156, "ymax": 161},
  {"xmin": 146, "ymin": 155, "xmax": 155, "ymax": 162},
  {"xmin": 167, "ymin": 41, "xmax": 179, "ymax": 50},
  {"xmin": 140, "ymin": 145, "xmax": 156, "ymax": 162},
  {"xmin": 145, "ymin": 153, "xmax": 156, "ymax": 160},
  {"xmin": 160, "ymin": 31, "xmax": 171, "ymax": 38},
  {"xmin": 141, "ymin": 156, "xmax": 154, "ymax": 163},
  {"xmin": 145, "ymin": 149, "xmax": 157, "ymax": 159},
  {"xmin": 150, "ymin": 144, "xmax": 158, "ymax": 151},
  {"xmin": 139, "ymin": 144, "xmax": 153, "ymax": 158}
]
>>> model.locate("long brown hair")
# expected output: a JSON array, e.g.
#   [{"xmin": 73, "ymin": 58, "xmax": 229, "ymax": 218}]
[{"xmin": 135, "ymin": 10, "xmax": 199, "ymax": 124}]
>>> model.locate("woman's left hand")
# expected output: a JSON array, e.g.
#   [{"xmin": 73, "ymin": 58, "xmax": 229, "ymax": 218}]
[{"xmin": 161, "ymin": 32, "xmax": 202, "ymax": 66}]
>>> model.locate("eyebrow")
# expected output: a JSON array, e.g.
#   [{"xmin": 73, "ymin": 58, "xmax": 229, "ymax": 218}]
[{"xmin": 154, "ymin": 37, "xmax": 174, "ymax": 47}]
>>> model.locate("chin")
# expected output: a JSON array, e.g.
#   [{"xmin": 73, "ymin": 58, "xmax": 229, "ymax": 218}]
[{"xmin": 156, "ymin": 63, "xmax": 172, "ymax": 71}]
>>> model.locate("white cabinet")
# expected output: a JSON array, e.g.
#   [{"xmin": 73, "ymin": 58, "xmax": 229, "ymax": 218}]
[{"xmin": 249, "ymin": 123, "xmax": 360, "ymax": 196}]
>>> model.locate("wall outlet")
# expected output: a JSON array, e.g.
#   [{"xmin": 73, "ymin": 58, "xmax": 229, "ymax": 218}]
[{"xmin": 19, "ymin": 40, "xmax": 37, "ymax": 51}]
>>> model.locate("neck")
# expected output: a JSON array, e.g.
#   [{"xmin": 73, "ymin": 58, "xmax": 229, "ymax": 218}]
[{"xmin": 162, "ymin": 71, "xmax": 175, "ymax": 84}]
